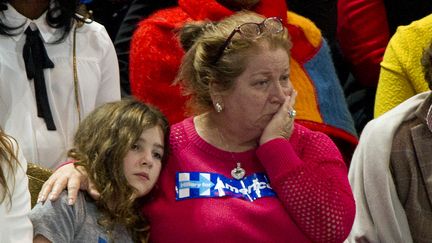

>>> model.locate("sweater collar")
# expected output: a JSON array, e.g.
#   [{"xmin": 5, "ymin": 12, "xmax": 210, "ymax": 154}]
[
  {"xmin": 178, "ymin": 0, "xmax": 288, "ymax": 26},
  {"xmin": 185, "ymin": 117, "xmax": 257, "ymax": 162}
]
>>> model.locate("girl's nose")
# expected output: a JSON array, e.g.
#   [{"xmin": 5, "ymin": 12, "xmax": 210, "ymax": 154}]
[{"xmin": 140, "ymin": 153, "xmax": 153, "ymax": 168}]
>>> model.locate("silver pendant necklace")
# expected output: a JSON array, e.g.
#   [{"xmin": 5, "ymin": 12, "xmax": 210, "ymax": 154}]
[
  {"xmin": 219, "ymin": 131, "xmax": 246, "ymax": 180},
  {"xmin": 198, "ymin": 115, "xmax": 247, "ymax": 180},
  {"xmin": 216, "ymin": 123, "xmax": 246, "ymax": 180},
  {"xmin": 231, "ymin": 162, "xmax": 246, "ymax": 180}
]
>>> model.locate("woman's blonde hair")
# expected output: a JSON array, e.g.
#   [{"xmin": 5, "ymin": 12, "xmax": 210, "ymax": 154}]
[
  {"xmin": 68, "ymin": 98, "xmax": 169, "ymax": 241},
  {"xmin": 0, "ymin": 128, "xmax": 20, "ymax": 207},
  {"xmin": 176, "ymin": 10, "xmax": 291, "ymax": 114}
]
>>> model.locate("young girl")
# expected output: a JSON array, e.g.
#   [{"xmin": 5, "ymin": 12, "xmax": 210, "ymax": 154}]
[
  {"xmin": 0, "ymin": 128, "xmax": 32, "ymax": 242},
  {"xmin": 30, "ymin": 99, "xmax": 169, "ymax": 242}
]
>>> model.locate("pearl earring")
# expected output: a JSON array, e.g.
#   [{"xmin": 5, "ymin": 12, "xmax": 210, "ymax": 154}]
[{"xmin": 215, "ymin": 102, "xmax": 223, "ymax": 113}]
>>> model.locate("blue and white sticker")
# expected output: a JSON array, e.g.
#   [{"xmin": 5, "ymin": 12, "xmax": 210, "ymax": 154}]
[
  {"xmin": 98, "ymin": 236, "xmax": 107, "ymax": 243},
  {"xmin": 176, "ymin": 172, "xmax": 276, "ymax": 202}
]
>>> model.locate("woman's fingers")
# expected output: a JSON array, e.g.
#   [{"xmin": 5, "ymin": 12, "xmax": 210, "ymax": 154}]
[
  {"xmin": 66, "ymin": 174, "xmax": 83, "ymax": 205},
  {"xmin": 284, "ymin": 89, "xmax": 297, "ymax": 116},
  {"xmin": 48, "ymin": 178, "xmax": 69, "ymax": 201},
  {"xmin": 37, "ymin": 177, "xmax": 55, "ymax": 203},
  {"xmin": 87, "ymin": 180, "xmax": 101, "ymax": 200},
  {"xmin": 75, "ymin": 165, "xmax": 100, "ymax": 200},
  {"xmin": 37, "ymin": 163, "xmax": 83, "ymax": 204},
  {"xmin": 281, "ymin": 90, "xmax": 297, "ymax": 138},
  {"xmin": 36, "ymin": 163, "xmax": 100, "ymax": 205},
  {"xmin": 259, "ymin": 90, "xmax": 298, "ymax": 145},
  {"xmin": 289, "ymin": 90, "xmax": 297, "ymax": 108}
]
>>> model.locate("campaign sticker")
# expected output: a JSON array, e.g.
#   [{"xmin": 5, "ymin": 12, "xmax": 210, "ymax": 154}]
[{"xmin": 175, "ymin": 172, "xmax": 276, "ymax": 202}]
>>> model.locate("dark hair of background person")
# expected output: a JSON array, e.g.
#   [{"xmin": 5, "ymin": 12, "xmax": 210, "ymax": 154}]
[
  {"xmin": 285, "ymin": 0, "xmax": 342, "ymax": 72},
  {"xmin": 383, "ymin": 0, "xmax": 432, "ymax": 36},
  {"xmin": 85, "ymin": 0, "xmax": 177, "ymax": 96},
  {"xmin": 286, "ymin": 0, "xmax": 337, "ymax": 45},
  {"xmin": 85, "ymin": 0, "xmax": 133, "ymax": 40},
  {"xmin": 0, "ymin": 0, "xmax": 80, "ymax": 43},
  {"xmin": 285, "ymin": 0, "xmax": 349, "ymax": 86},
  {"xmin": 284, "ymin": 0, "xmax": 347, "ymax": 93},
  {"xmin": 114, "ymin": 0, "xmax": 177, "ymax": 96}
]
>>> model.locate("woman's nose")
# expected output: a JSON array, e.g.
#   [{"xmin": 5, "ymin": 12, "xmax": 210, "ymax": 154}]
[{"xmin": 270, "ymin": 82, "xmax": 287, "ymax": 103}]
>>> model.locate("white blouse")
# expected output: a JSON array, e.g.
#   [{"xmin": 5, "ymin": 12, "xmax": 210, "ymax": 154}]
[
  {"xmin": 0, "ymin": 137, "xmax": 32, "ymax": 243},
  {"xmin": 0, "ymin": 5, "xmax": 120, "ymax": 168}
]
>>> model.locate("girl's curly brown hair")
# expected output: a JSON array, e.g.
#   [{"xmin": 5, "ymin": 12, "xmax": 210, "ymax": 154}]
[{"xmin": 67, "ymin": 99, "xmax": 169, "ymax": 242}]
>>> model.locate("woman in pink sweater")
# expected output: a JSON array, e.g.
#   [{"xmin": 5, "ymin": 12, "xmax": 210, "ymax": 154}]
[{"xmin": 39, "ymin": 11, "xmax": 355, "ymax": 242}]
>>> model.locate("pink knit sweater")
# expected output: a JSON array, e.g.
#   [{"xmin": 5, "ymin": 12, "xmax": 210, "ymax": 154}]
[{"xmin": 142, "ymin": 118, "xmax": 355, "ymax": 243}]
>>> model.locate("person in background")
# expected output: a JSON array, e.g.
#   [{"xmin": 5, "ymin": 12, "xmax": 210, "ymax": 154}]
[
  {"xmin": 113, "ymin": 0, "xmax": 177, "ymax": 96},
  {"xmin": 39, "ymin": 11, "xmax": 355, "ymax": 242},
  {"xmin": 374, "ymin": 14, "xmax": 432, "ymax": 117},
  {"xmin": 337, "ymin": 0, "xmax": 432, "ymax": 131},
  {"xmin": 128, "ymin": 0, "xmax": 358, "ymax": 162},
  {"xmin": 0, "ymin": 128, "xmax": 32, "ymax": 243},
  {"xmin": 83, "ymin": 0, "xmax": 133, "ymax": 40},
  {"xmin": 338, "ymin": 0, "xmax": 432, "ymax": 89},
  {"xmin": 30, "ymin": 99, "xmax": 169, "ymax": 243},
  {"xmin": 347, "ymin": 42, "xmax": 432, "ymax": 242},
  {"xmin": 77, "ymin": 0, "xmax": 178, "ymax": 96},
  {"xmin": 286, "ymin": 0, "xmax": 337, "ymax": 46},
  {"xmin": 0, "ymin": 0, "xmax": 120, "ymax": 169},
  {"xmin": 286, "ymin": 0, "xmax": 347, "ymax": 88}
]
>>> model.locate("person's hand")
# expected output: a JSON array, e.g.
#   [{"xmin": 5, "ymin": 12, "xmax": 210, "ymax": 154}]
[
  {"xmin": 259, "ymin": 90, "xmax": 297, "ymax": 145},
  {"xmin": 37, "ymin": 163, "xmax": 100, "ymax": 205}
]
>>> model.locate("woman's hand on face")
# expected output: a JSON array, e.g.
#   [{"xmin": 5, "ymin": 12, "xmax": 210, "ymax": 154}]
[
  {"xmin": 37, "ymin": 163, "xmax": 100, "ymax": 205},
  {"xmin": 259, "ymin": 90, "xmax": 297, "ymax": 145}
]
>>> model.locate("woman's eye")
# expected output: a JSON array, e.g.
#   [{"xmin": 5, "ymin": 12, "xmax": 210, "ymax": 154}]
[
  {"xmin": 254, "ymin": 80, "xmax": 269, "ymax": 86},
  {"xmin": 279, "ymin": 75, "xmax": 290, "ymax": 86}
]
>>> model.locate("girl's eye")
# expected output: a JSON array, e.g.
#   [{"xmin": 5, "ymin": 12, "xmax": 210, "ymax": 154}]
[
  {"xmin": 131, "ymin": 144, "xmax": 141, "ymax": 151},
  {"xmin": 153, "ymin": 151, "xmax": 163, "ymax": 160}
]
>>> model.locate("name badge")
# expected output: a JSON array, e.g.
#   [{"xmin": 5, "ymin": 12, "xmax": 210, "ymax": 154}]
[{"xmin": 176, "ymin": 172, "xmax": 276, "ymax": 202}]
